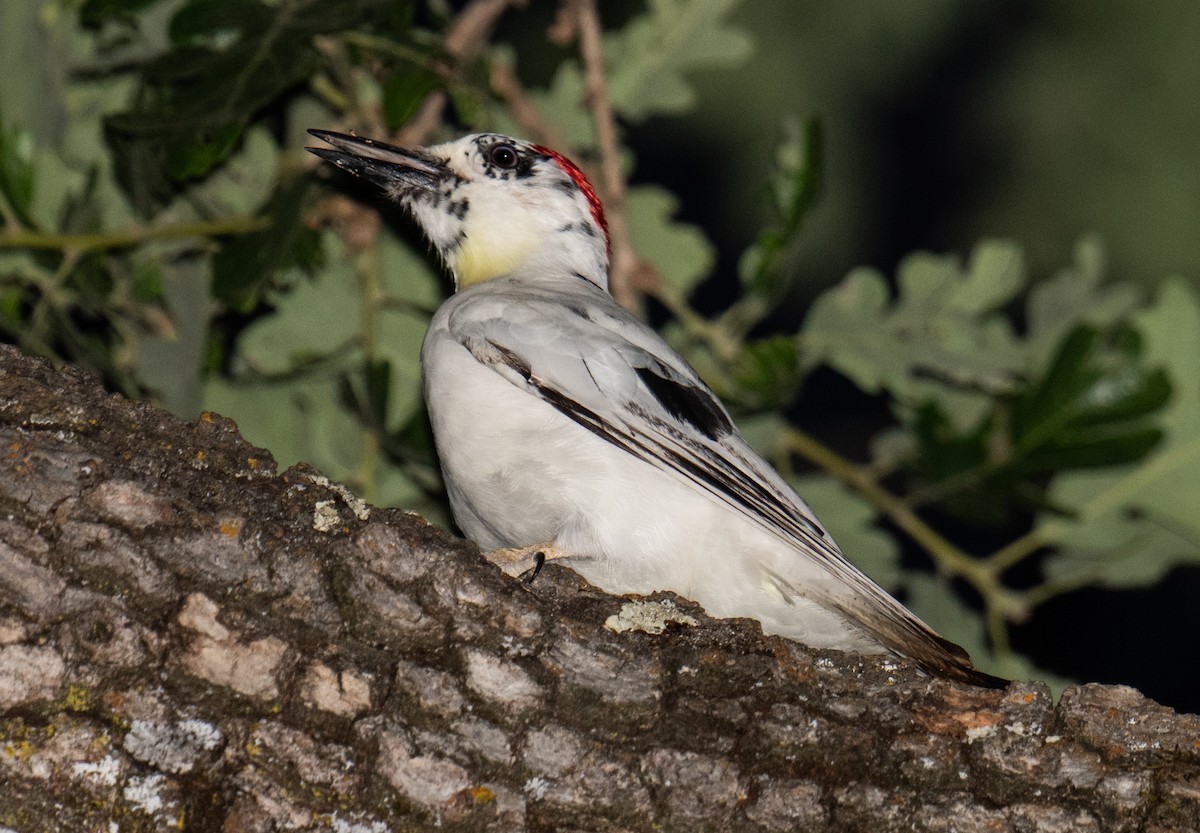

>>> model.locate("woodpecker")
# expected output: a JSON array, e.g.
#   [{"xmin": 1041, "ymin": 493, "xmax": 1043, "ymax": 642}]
[{"xmin": 308, "ymin": 129, "xmax": 1005, "ymax": 688}]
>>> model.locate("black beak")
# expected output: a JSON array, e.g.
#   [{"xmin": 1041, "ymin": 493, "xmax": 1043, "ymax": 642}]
[{"xmin": 306, "ymin": 129, "xmax": 447, "ymax": 193}]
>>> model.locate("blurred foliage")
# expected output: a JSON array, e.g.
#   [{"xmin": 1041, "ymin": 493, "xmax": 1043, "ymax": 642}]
[{"xmin": 1, "ymin": 0, "xmax": 1197, "ymax": 690}]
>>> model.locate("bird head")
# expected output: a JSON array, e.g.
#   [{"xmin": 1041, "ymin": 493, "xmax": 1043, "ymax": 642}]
[{"xmin": 308, "ymin": 130, "xmax": 610, "ymax": 291}]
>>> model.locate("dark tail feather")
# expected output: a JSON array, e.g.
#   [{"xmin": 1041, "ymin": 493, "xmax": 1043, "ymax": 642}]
[
  {"xmin": 840, "ymin": 599, "xmax": 1010, "ymax": 689},
  {"xmin": 908, "ymin": 627, "xmax": 1009, "ymax": 689},
  {"xmin": 919, "ymin": 650, "xmax": 1009, "ymax": 689}
]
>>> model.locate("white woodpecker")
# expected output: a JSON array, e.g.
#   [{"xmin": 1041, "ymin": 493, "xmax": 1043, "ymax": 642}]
[{"xmin": 308, "ymin": 129, "xmax": 1005, "ymax": 688}]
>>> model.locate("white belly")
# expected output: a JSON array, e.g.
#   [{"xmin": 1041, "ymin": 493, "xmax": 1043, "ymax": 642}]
[{"xmin": 421, "ymin": 326, "xmax": 882, "ymax": 654}]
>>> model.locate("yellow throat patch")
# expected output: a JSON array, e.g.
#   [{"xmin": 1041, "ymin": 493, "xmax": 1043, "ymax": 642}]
[{"xmin": 450, "ymin": 221, "xmax": 540, "ymax": 288}]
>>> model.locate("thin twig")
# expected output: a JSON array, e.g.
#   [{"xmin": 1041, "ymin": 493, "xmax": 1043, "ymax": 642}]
[
  {"xmin": 782, "ymin": 426, "xmax": 1029, "ymax": 622},
  {"xmin": 398, "ymin": 0, "xmax": 524, "ymax": 147},
  {"xmin": 396, "ymin": 94, "xmax": 451, "ymax": 148},
  {"xmin": 323, "ymin": 0, "xmax": 522, "ymax": 147},
  {"xmin": 986, "ymin": 608, "xmax": 1011, "ymax": 657},
  {"xmin": 0, "ymin": 186, "xmax": 26, "ymax": 233},
  {"xmin": 490, "ymin": 60, "xmax": 570, "ymax": 149},
  {"xmin": 446, "ymin": 0, "xmax": 523, "ymax": 60},
  {"xmin": 986, "ymin": 528, "xmax": 1050, "ymax": 574},
  {"xmin": 354, "ymin": 240, "xmax": 384, "ymax": 505},
  {"xmin": 571, "ymin": 0, "xmax": 645, "ymax": 311},
  {"xmin": 0, "ymin": 216, "xmax": 272, "ymax": 255},
  {"xmin": 653, "ymin": 281, "xmax": 742, "ymax": 364}
]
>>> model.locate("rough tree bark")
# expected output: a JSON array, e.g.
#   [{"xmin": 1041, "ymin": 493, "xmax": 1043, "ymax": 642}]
[{"xmin": 0, "ymin": 343, "xmax": 1197, "ymax": 833}]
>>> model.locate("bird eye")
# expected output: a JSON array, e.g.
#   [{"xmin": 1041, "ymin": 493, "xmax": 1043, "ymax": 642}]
[{"xmin": 488, "ymin": 143, "xmax": 519, "ymax": 169}]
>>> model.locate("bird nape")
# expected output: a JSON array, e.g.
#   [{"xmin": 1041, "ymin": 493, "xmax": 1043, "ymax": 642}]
[{"xmin": 307, "ymin": 129, "xmax": 1007, "ymax": 690}]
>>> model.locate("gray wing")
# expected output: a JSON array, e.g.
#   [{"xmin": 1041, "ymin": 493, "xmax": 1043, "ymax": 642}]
[{"xmin": 447, "ymin": 284, "xmax": 1001, "ymax": 686}]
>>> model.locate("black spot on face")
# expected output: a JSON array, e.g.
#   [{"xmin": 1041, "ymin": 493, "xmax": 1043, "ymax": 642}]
[
  {"xmin": 443, "ymin": 229, "xmax": 465, "ymax": 255},
  {"xmin": 559, "ymin": 221, "xmax": 599, "ymax": 239},
  {"xmin": 448, "ymin": 198, "xmax": 469, "ymax": 220},
  {"xmin": 425, "ymin": 184, "xmax": 452, "ymax": 210}
]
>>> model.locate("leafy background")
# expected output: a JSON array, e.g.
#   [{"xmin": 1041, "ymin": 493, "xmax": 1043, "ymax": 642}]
[{"xmin": 2, "ymin": 0, "xmax": 1197, "ymax": 711}]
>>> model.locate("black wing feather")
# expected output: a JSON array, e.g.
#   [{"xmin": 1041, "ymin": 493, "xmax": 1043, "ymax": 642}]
[{"xmin": 633, "ymin": 365, "xmax": 732, "ymax": 441}]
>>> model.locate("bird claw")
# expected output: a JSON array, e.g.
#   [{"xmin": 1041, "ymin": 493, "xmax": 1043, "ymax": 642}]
[
  {"xmin": 519, "ymin": 551, "xmax": 546, "ymax": 584},
  {"xmin": 484, "ymin": 542, "xmax": 567, "ymax": 582}
]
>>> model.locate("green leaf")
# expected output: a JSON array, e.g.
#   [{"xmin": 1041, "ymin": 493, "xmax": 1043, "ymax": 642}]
[
  {"xmin": 800, "ymin": 266, "xmax": 896, "ymax": 395},
  {"xmin": 605, "ymin": 0, "xmax": 753, "ymax": 122},
  {"xmin": 205, "ymin": 357, "xmax": 434, "ymax": 510},
  {"xmin": 0, "ymin": 0, "xmax": 143, "ymax": 235},
  {"xmin": 731, "ymin": 335, "xmax": 800, "ymax": 411},
  {"xmin": 734, "ymin": 118, "xmax": 822, "ymax": 312},
  {"xmin": 167, "ymin": 0, "xmax": 272, "ymax": 43},
  {"xmin": 377, "ymin": 225, "xmax": 445, "ymax": 312},
  {"xmin": 104, "ymin": 0, "xmax": 394, "ymax": 213},
  {"xmin": 204, "ymin": 221, "xmax": 436, "ymax": 510},
  {"xmin": 212, "ymin": 177, "xmax": 320, "ymax": 310},
  {"xmin": 905, "ymin": 321, "xmax": 1170, "ymax": 525},
  {"xmin": 0, "ymin": 252, "xmax": 46, "ymax": 337},
  {"xmin": 222, "ymin": 224, "xmax": 430, "ymax": 438},
  {"xmin": 0, "ymin": 118, "xmax": 35, "ymax": 224},
  {"xmin": 80, "ymin": 0, "xmax": 173, "ymax": 29},
  {"xmin": 955, "ymin": 239, "xmax": 1025, "ymax": 314},
  {"xmin": 28, "ymin": 142, "xmax": 89, "ymax": 232},
  {"xmin": 170, "ymin": 122, "xmax": 245, "ymax": 181},
  {"xmin": 373, "ymin": 304, "xmax": 429, "ymax": 432},
  {"xmin": 1038, "ymin": 280, "xmax": 1200, "ymax": 589},
  {"xmin": 626, "ymin": 184, "xmax": 714, "ymax": 298},
  {"xmin": 192, "ymin": 125, "xmax": 279, "ymax": 214},
  {"xmin": 383, "ymin": 67, "xmax": 441, "ymax": 130},
  {"xmin": 1041, "ymin": 490, "xmax": 1195, "ymax": 590},
  {"xmin": 1012, "ymin": 325, "xmax": 1169, "ymax": 472},
  {"xmin": 233, "ymin": 231, "xmax": 358, "ymax": 374},
  {"xmin": 135, "ymin": 255, "xmax": 211, "ymax": 417},
  {"xmin": 910, "ymin": 402, "xmax": 988, "ymax": 482},
  {"xmin": 536, "ymin": 60, "xmax": 590, "ymax": 144},
  {"xmin": 363, "ymin": 356, "xmax": 393, "ymax": 429},
  {"xmin": 1, "ymin": 0, "xmax": 68, "ymax": 148},
  {"xmin": 892, "ymin": 239, "xmax": 1023, "ymax": 320},
  {"xmin": 906, "ymin": 402, "xmax": 1033, "ymax": 528},
  {"xmin": 204, "ymin": 372, "xmax": 369, "ymax": 482},
  {"xmin": 734, "ymin": 411, "xmax": 785, "ymax": 457},
  {"xmin": 804, "ymin": 240, "xmax": 1026, "ymax": 427},
  {"xmin": 1025, "ymin": 236, "xmax": 1138, "ymax": 371}
]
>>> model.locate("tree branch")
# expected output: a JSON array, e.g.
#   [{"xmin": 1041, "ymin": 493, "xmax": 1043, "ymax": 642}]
[
  {"xmin": 571, "ymin": 0, "xmax": 650, "ymax": 311},
  {"xmin": 0, "ymin": 215, "xmax": 271, "ymax": 255},
  {"xmin": 1, "ymin": 343, "xmax": 1198, "ymax": 831}
]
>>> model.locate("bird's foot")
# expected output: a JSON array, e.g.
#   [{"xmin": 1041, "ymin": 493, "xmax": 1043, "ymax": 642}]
[{"xmin": 485, "ymin": 542, "xmax": 569, "ymax": 583}]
